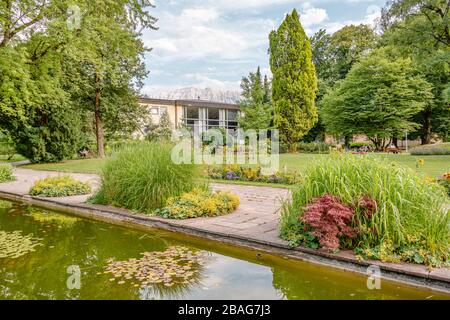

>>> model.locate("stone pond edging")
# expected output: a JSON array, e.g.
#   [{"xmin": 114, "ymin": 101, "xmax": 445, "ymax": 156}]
[{"xmin": 0, "ymin": 187, "xmax": 449, "ymax": 295}]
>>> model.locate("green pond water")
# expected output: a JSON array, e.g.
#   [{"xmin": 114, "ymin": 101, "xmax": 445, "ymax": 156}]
[{"xmin": 0, "ymin": 198, "xmax": 449, "ymax": 300}]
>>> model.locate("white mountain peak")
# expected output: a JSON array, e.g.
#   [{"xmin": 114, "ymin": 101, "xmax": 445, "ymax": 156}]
[{"xmin": 148, "ymin": 87, "xmax": 242, "ymax": 104}]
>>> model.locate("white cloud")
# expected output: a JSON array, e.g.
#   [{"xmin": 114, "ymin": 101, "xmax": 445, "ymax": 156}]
[{"xmin": 301, "ymin": 7, "xmax": 329, "ymax": 27}]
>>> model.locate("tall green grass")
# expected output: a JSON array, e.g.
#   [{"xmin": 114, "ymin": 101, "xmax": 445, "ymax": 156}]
[
  {"xmin": 91, "ymin": 142, "xmax": 204, "ymax": 213},
  {"xmin": 281, "ymin": 154, "xmax": 450, "ymax": 265}
]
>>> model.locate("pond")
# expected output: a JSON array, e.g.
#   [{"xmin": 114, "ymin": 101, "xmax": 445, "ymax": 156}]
[{"xmin": 0, "ymin": 198, "xmax": 449, "ymax": 300}]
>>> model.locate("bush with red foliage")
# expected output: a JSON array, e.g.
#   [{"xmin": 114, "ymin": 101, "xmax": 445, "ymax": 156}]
[{"xmin": 301, "ymin": 194, "xmax": 356, "ymax": 250}]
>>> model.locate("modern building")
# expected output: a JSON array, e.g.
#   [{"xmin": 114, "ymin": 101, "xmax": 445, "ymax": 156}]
[{"xmin": 139, "ymin": 97, "xmax": 241, "ymax": 133}]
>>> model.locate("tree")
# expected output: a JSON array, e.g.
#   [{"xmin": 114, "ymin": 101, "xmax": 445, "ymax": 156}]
[
  {"xmin": 145, "ymin": 112, "xmax": 173, "ymax": 142},
  {"xmin": 239, "ymin": 67, "xmax": 273, "ymax": 131},
  {"xmin": 380, "ymin": 0, "xmax": 450, "ymax": 144},
  {"xmin": 321, "ymin": 48, "xmax": 434, "ymax": 150},
  {"xmin": 269, "ymin": 9, "xmax": 318, "ymax": 152},
  {"xmin": 0, "ymin": 0, "xmax": 157, "ymax": 161},
  {"xmin": 65, "ymin": 0, "xmax": 157, "ymax": 158}
]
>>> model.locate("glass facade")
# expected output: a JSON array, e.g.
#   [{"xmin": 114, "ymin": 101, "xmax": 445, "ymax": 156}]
[{"xmin": 183, "ymin": 107, "xmax": 239, "ymax": 132}]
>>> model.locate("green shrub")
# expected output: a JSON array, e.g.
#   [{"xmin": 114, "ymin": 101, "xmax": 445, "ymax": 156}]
[
  {"xmin": 280, "ymin": 154, "xmax": 450, "ymax": 266},
  {"xmin": 349, "ymin": 141, "xmax": 374, "ymax": 149},
  {"xmin": 29, "ymin": 176, "xmax": 91, "ymax": 197},
  {"xmin": 91, "ymin": 142, "xmax": 203, "ymax": 213},
  {"xmin": 154, "ymin": 188, "xmax": 240, "ymax": 219},
  {"xmin": 297, "ymin": 142, "xmax": 330, "ymax": 154},
  {"xmin": 0, "ymin": 164, "xmax": 14, "ymax": 183},
  {"xmin": 410, "ymin": 143, "xmax": 450, "ymax": 155}
]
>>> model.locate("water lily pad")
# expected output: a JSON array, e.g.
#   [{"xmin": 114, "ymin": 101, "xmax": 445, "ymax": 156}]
[
  {"xmin": 104, "ymin": 246, "xmax": 208, "ymax": 288},
  {"xmin": 0, "ymin": 231, "xmax": 43, "ymax": 259}
]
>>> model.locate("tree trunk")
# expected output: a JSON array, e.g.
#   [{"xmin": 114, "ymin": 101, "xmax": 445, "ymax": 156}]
[
  {"xmin": 421, "ymin": 110, "xmax": 432, "ymax": 145},
  {"xmin": 392, "ymin": 137, "xmax": 398, "ymax": 148},
  {"xmin": 94, "ymin": 76, "xmax": 105, "ymax": 158}
]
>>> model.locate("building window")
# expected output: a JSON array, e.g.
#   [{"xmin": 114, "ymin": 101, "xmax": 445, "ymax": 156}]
[
  {"xmin": 150, "ymin": 107, "xmax": 159, "ymax": 116},
  {"xmin": 182, "ymin": 107, "xmax": 240, "ymax": 132},
  {"xmin": 226, "ymin": 110, "xmax": 239, "ymax": 129},
  {"xmin": 208, "ymin": 108, "xmax": 220, "ymax": 129},
  {"xmin": 160, "ymin": 107, "xmax": 168, "ymax": 115}
]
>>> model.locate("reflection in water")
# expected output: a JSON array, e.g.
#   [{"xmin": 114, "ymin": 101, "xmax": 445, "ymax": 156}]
[
  {"xmin": 0, "ymin": 198, "xmax": 449, "ymax": 300},
  {"xmin": 105, "ymin": 246, "xmax": 209, "ymax": 299}
]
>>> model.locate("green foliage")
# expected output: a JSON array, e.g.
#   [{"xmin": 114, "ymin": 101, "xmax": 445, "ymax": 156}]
[
  {"xmin": 297, "ymin": 142, "xmax": 330, "ymax": 154},
  {"xmin": 349, "ymin": 141, "xmax": 374, "ymax": 149},
  {"xmin": 145, "ymin": 112, "xmax": 173, "ymax": 142},
  {"xmin": 269, "ymin": 9, "xmax": 318, "ymax": 152},
  {"xmin": 380, "ymin": 0, "xmax": 450, "ymax": 144},
  {"xmin": 280, "ymin": 154, "xmax": 450, "ymax": 266},
  {"xmin": 29, "ymin": 176, "xmax": 92, "ymax": 197},
  {"xmin": 239, "ymin": 67, "xmax": 273, "ymax": 131},
  {"xmin": 154, "ymin": 188, "xmax": 240, "ymax": 220},
  {"xmin": 0, "ymin": 0, "xmax": 156, "ymax": 161},
  {"xmin": 410, "ymin": 143, "xmax": 450, "ymax": 155},
  {"xmin": 0, "ymin": 164, "xmax": 14, "ymax": 183},
  {"xmin": 321, "ymin": 48, "xmax": 434, "ymax": 150},
  {"xmin": 438, "ymin": 178, "xmax": 450, "ymax": 196},
  {"xmin": 91, "ymin": 142, "xmax": 203, "ymax": 213}
]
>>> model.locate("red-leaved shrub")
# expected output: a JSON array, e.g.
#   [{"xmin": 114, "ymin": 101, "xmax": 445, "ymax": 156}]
[{"xmin": 301, "ymin": 194, "xmax": 356, "ymax": 250}]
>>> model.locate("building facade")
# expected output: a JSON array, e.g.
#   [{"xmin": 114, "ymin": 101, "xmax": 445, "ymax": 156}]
[{"xmin": 139, "ymin": 97, "xmax": 241, "ymax": 134}]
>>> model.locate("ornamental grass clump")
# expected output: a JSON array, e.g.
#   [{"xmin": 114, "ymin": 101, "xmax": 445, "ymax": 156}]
[
  {"xmin": 91, "ymin": 142, "xmax": 203, "ymax": 214},
  {"xmin": 0, "ymin": 164, "xmax": 14, "ymax": 183},
  {"xmin": 281, "ymin": 154, "xmax": 450, "ymax": 266},
  {"xmin": 29, "ymin": 176, "xmax": 91, "ymax": 197}
]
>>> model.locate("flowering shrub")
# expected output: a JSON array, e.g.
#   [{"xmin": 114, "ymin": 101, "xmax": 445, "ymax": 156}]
[
  {"xmin": 207, "ymin": 165, "xmax": 301, "ymax": 185},
  {"xmin": 0, "ymin": 164, "xmax": 14, "ymax": 183},
  {"xmin": 154, "ymin": 188, "xmax": 240, "ymax": 220},
  {"xmin": 30, "ymin": 176, "xmax": 91, "ymax": 197},
  {"xmin": 301, "ymin": 195, "xmax": 357, "ymax": 250}
]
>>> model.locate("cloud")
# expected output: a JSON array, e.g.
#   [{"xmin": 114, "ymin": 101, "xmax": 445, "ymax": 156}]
[{"xmin": 142, "ymin": 0, "xmax": 385, "ymax": 92}]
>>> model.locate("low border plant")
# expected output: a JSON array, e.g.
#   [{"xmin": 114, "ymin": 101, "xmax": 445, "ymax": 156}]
[
  {"xmin": 0, "ymin": 164, "xmax": 14, "ymax": 183},
  {"xmin": 207, "ymin": 165, "xmax": 301, "ymax": 185},
  {"xmin": 280, "ymin": 154, "xmax": 450, "ymax": 267},
  {"xmin": 154, "ymin": 188, "xmax": 240, "ymax": 220},
  {"xmin": 29, "ymin": 176, "xmax": 91, "ymax": 197}
]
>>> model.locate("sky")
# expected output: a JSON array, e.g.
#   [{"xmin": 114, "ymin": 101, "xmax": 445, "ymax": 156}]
[{"xmin": 142, "ymin": 0, "xmax": 387, "ymax": 96}]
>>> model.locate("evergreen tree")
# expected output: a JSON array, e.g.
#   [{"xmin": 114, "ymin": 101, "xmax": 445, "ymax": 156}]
[
  {"xmin": 239, "ymin": 67, "xmax": 273, "ymax": 131},
  {"xmin": 269, "ymin": 9, "xmax": 318, "ymax": 152}
]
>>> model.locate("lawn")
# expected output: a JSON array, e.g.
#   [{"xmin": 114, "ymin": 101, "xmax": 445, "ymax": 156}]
[
  {"xmin": 23, "ymin": 158, "xmax": 105, "ymax": 174},
  {"xmin": 0, "ymin": 154, "xmax": 28, "ymax": 163},
  {"xmin": 22, "ymin": 153, "xmax": 450, "ymax": 179}
]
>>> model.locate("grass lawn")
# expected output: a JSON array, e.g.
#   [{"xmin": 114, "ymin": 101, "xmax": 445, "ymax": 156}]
[
  {"xmin": 0, "ymin": 154, "xmax": 28, "ymax": 163},
  {"xmin": 23, "ymin": 158, "xmax": 105, "ymax": 174},
  {"xmin": 22, "ymin": 153, "xmax": 450, "ymax": 179},
  {"xmin": 280, "ymin": 153, "xmax": 450, "ymax": 178}
]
